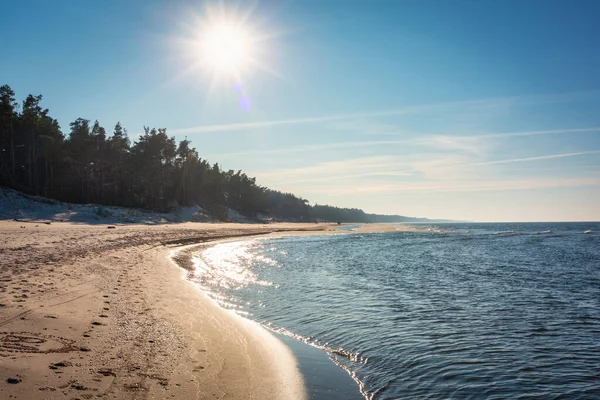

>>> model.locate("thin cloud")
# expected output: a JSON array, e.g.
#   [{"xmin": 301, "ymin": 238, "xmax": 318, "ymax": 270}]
[
  {"xmin": 265, "ymin": 149, "xmax": 600, "ymax": 185},
  {"xmin": 208, "ymin": 126, "xmax": 600, "ymax": 158},
  {"xmin": 480, "ymin": 127, "xmax": 600, "ymax": 139},
  {"xmin": 208, "ymin": 139, "xmax": 415, "ymax": 157},
  {"xmin": 451, "ymin": 150, "xmax": 600, "ymax": 167},
  {"xmin": 169, "ymin": 101, "xmax": 462, "ymax": 134},
  {"xmin": 419, "ymin": 135, "xmax": 486, "ymax": 154},
  {"xmin": 291, "ymin": 177, "xmax": 600, "ymax": 196},
  {"xmin": 169, "ymin": 91, "xmax": 600, "ymax": 135},
  {"xmin": 258, "ymin": 155, "xmax": 401, "ymax": 179}
]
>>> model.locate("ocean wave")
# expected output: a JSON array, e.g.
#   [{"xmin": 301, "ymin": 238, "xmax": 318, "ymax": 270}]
[
  {"xmin": 495, "ymin": 230, "xmax": 517, "ymax": 236},
  {"xmin": 394, "ymin": 224, "xmax": 456, "ymax": 234},
  {"xmin": 264, "ymin": 324, "xmax": 367, "ymax": 364},
  {"xmin": 262, "ymin": 323, "xmax": 373, "ymax": 400}
]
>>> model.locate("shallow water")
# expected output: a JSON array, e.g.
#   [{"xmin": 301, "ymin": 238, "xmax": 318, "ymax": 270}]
[{"xmin": 188, "ymin": 222, "xmax": 600, "ymax": 399}]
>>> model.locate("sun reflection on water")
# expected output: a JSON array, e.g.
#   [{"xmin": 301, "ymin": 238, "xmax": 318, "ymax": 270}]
[{"xmin": 191, "ymin": 240, "xmax": 276, "ymax": 292}]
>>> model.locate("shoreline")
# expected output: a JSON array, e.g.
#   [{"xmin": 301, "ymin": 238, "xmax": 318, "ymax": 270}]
[
  {"xmin": 168, "ymin": 233, "xmax": 367, "ymax": 400},
  {"xmin": 0, "ymin": 221, "xmax": 334, "ymax": 399},
  {"xmin": 0, "ymin": 221, "xmax": 394, "ymax": 399}
]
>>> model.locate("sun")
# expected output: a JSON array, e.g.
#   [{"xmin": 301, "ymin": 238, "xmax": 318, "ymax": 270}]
[
  {"xmin": 198, "ymin": 23, "xmax": 253, "ymax": 75},
  {"xmin": 169, "ymin": 3, "xmax": 280, "ymax": 108},
  {"xmin": 172, "ymin": 3, "xmax": 274, "ymax": 84}
]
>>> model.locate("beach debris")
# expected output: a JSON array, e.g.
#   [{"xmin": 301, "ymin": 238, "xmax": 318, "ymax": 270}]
[
  {"xmin": 7, "ymin": 377, "xmax": 22, "ymax": 384},
  {"xmin": 107, "ymin": 225, "xmax": 116, "ymax": 229}
]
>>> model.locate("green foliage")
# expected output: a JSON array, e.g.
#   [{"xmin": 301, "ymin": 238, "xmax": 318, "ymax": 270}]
[{"xmin": 0, "ymin": 84, "xmax": 412, "ymax": 222}]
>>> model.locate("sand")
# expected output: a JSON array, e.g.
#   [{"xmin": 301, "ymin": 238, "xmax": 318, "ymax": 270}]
[
  {"xmin": 0, "ymin": 221, "xmax": 338, "ymax": 399},
  {"xmin": 352, "ymin": 224, "xmax": 398, "ymax": 233}
]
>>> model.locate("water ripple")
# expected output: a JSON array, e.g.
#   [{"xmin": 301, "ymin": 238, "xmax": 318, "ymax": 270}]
[{"xmin": 187, "ymin": 222, "xmax": 600, "ymax": 399}]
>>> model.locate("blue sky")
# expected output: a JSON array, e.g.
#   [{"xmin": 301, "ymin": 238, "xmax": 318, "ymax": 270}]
[{"xmin": 2, "ymin": 0, "xmax": 600, "ymax": 221}]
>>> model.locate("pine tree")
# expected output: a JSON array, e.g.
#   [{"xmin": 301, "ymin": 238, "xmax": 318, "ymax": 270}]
[{"xmin": 0, "ymin": 85, "xmax": 17, "ymax": 186}]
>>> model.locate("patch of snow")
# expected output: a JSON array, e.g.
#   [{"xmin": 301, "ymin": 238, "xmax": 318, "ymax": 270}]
[
  {"xmin": 226, "ymin": 208, "xmax": 254, "ymax": 223},
  {"xmin": 0, "ymin": 187, "xmax": 221, "ymax": 224}
]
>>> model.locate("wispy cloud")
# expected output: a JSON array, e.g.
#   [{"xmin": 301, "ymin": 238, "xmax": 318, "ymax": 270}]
[
  {"xmin": 450, "ymin": 150, "xmax": 600, "ymax": 167},
  {"xmin": 419, "ymin": 135, "xmax": 487, "ymax": 154},
  {"xmin": 481, "ymin": 127, "xmax": 600, "ymax": 139},
  {"xmin": 169, "ymin": 91, "xmax": 600, "ymax": 135},
  {"xmin": 208, "ymin": 126, "xmax": 600, "ymax": 158},
  {"xmin": 291, "ymin": 177, "xmax": 600, "ymax": 196},
  {"xmin": 262, "ymin": 149, "xmax": 600, "ymax": 185},
  {"xmin": 209, "ymin": 139, "xmax": 414, "ymax": 157},
  {"xmin": 258, "ymin": 155, "xmax": 402, "ymax": 180},
  {"xmin": 321, "ymin": 119, "xmax": 398, "ymax": 135}
]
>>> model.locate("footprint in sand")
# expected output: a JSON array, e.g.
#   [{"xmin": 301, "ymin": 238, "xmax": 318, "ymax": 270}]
[
  {"xmin": 0, "ymin": 332, "xmax": 77, "ymax": 353},
  {"xmin": 49, "ymin": 361, "xmax": 72, "ymax": 370},
  {"xmin": 97, "ymin": 368, "xmax": 116, "ymax": 377}
]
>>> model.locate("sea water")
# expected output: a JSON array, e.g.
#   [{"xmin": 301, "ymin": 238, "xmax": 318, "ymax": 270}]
[{"xmin": 187, "ymin": 223, "xmax": 600, "ymax": 399}]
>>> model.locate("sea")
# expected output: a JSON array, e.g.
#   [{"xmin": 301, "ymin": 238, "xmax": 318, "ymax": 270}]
[{"xmin": 185, "ymin": 222, "xmax": 600, "ymax": 399}]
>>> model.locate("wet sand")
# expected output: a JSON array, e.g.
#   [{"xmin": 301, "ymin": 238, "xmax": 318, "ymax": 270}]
[{"xmin": 0, "ymin": 221, "xmax": 336, "ymax": 399}]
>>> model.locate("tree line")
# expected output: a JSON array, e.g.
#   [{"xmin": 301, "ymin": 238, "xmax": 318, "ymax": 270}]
[{"xmin": 0, "ymin": 84, "xmax": 423, "ymax": 223}]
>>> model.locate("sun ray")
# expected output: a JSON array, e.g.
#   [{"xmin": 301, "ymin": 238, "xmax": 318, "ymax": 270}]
[
  {"xmin": 160, "ymin": 1, "xmax": 291, "ymax": 114},
  {"xmin": 168, "ymin": 2, "xmax": 294, "ymax": 83}
]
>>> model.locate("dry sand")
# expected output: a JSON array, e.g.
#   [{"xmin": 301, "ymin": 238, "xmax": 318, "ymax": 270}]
[{"xmin": 0, "ymin": 221, "xmax": 337, "ymax": 399}]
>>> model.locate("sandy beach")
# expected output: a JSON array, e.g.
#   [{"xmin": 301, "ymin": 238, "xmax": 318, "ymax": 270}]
[{"xmin": 0, "ymin": 221, "xmax": 337, "ymax": 399}]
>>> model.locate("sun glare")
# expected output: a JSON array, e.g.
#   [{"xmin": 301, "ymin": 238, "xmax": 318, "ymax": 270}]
[
  {"xmin": 199, "ymin": 23, "xmax": 253, "ymax": 74},
  {"xmin": 171, "ymin": 3, "xmax": 279, "ymax": 107},
  {"xmin": 176, "ymin": 3, "xmax": 273, "ymax": 83}
]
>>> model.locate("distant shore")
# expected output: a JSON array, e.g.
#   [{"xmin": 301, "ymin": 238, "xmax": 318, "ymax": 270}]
[{"xmin": 0, "ymin": 221, "xmax": 349, "ymax": 399}]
